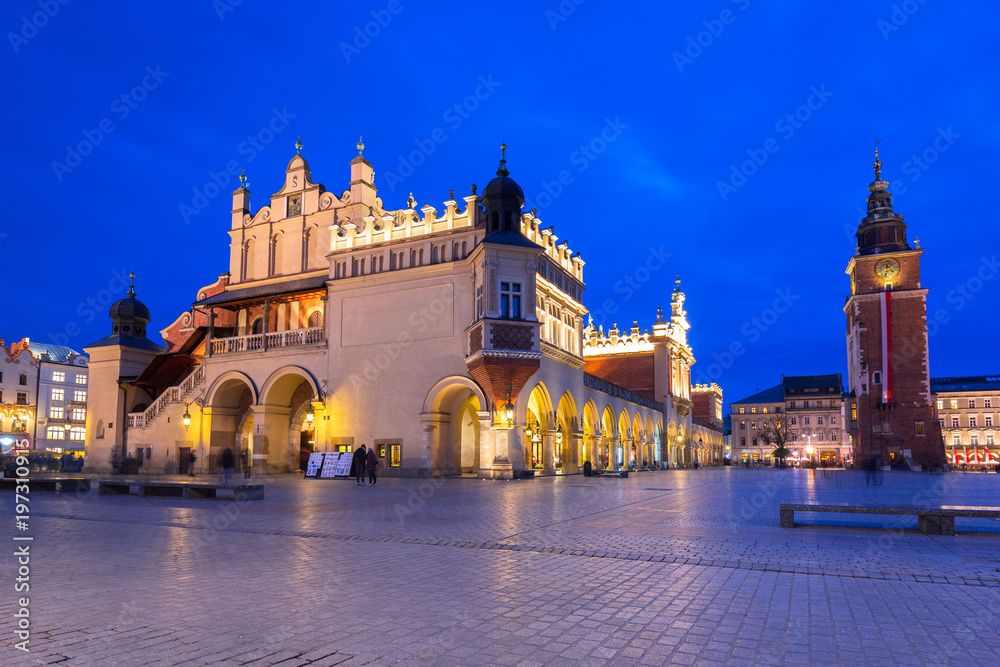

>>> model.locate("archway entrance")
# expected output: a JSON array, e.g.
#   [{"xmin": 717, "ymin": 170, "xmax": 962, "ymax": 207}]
[
  {"xmin": 422, "ymin": 377, "xmax": 486, "ymax": 475},
  {"xmin": 205, "ymin": 373, "xmax": 256, "ymax": 476},
  {"xmin": 260, "ymin": 367, "xmax": 319, "ymax": 473}
]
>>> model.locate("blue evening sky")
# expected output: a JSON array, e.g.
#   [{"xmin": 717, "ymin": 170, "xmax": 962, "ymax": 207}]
[{"xmin": 3, "ymin": 1, "xmax": 998, "ymax": 411}]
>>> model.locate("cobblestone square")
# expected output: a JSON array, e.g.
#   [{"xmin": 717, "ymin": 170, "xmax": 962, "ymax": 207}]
[{"xmin": 4, "ymin": 468, "xmax": 1000, "ymax": 665}]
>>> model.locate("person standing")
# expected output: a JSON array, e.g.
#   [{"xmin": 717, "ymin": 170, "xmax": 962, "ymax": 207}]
[
  {"xmin": 188, "ymin": 450, "xmax": 197, "ymax": 477},
  {"xmin": 352, "ymin": 445, "xmax": 367, "ymax": 486},
  {"xmin": 220, "ymin": 447, "xmax": 235, "ymax": 484},
  {"xmin": 366, "ymin": 446, "xmax": 378, "ymax": 486}
]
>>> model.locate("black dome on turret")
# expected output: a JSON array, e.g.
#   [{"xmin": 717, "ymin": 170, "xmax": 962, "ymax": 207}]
[
  {"xmin": 109, "ymin": 296, "xmax": 151, "ymax": 323},
  {"xmin": 483, "ymin": 174, "xmax": 524, "ymax": 201}
]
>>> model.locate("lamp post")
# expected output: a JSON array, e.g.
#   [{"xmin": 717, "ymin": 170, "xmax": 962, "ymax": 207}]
[{"xmin": 806, "ymin": 434, "xmax": 813, "ymax": 468}]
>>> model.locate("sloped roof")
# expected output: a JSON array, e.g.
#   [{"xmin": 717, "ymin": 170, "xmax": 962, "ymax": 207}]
[
  {"xmin": 26, "ymin": 341, "xmax": 80, "ymax": 362},
  {"xmin": 85, "ymin": 334, "xmax": 164, "ymax": 352},
  {"xmin": 781, "ymin": 374, "xmax": 842, "ymax": 391},
  {"xmin": 731, "ymin": 383, "xmax": 784, "ymax": 405},
  {"xmin": 481, "ymin": 231, "xmax": 544, "ymax": 250},
  {"xmin": 193, "ymin": 275, "xmax": 328, "ymax": 307},
  {"xmin": 931, "ymin": 376, "xmax": 1000, "ymax": 393}
]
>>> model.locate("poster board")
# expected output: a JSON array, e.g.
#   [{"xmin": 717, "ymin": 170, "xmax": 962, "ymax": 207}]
[
  {"xmin": 319, "ymin": 452, "xmax": 341, "ymax": 478},
  {"xmin": 305, "ymin": 452, "xmax": 324, "ymax": 478},
  {"xmin": 334, "ymin": 452, "xmax": 355, "ymax": 477}
]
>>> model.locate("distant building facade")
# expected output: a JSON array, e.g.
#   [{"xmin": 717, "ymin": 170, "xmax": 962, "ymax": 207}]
[
  {"xmin": 0, "ymin": 337, "xmax": 88, "ymax": 454},
  {"xmin": 730, "ymin": 375, "xmax": 850, "ymax": 466},
  {"xmin": 931, "ymin": 375, "xmax": 1000, "ymax": 467}
]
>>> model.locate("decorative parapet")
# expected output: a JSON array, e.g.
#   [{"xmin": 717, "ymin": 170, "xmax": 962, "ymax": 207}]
[{"xmin": 584, "ymin": 372, "xmax": 664, "ymax": 412}]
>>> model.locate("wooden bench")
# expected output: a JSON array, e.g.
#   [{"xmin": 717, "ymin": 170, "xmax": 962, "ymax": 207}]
[
  {"xmin": 98, "ymin": 480, "xmax": 264, "ymax": 501},
  {"xmin": 0, "ymin": 477, "xmax": 91, "ymax": 493},
  {"xmin": 780, "ymin": 502, "xmax": 1000, "ymax": 535}
]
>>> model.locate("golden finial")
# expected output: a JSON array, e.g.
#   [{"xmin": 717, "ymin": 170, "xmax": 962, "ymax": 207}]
[
  {"xmin": 497, "ymin": 137, "xmax": 509, "ymax": 178},
  {"xmin": 914, "ymin": 235, "xmax": 920, "ymax": 248},
  {"xmin": 675, "ymin": 275, "xmax": 682, "ymax": 291},
  {"xmin": 127, "ymin": 272, "xmax": 136, "ymax": 298},
  {"xmin": 239, "ymin": 168, "xmax": 246, "ymax": 188},
  {"xmin": 295, "ymin": 135, "xmax": 303, "ymax": 155},
  {"xmin": 873, "ymin": 137, "xmax": 882, "ymax": 180},
  {"xmin": 357, "ymin": 135, "xmax": 364, "ymax": 156}
]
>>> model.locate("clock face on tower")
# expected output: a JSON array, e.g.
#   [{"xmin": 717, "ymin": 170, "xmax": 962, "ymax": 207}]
[{"xmin": 875, "ymin": 258, "xmax": 900, "ymax": 280}]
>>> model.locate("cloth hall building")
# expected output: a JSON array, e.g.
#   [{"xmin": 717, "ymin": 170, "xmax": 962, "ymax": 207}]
[{"xmin": 83, "ymin": 142, "xmax": 723, "ymax": 477}]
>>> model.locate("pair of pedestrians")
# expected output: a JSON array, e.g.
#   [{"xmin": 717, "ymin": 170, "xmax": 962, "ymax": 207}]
[{"xmin": 352, "ymin": 444, "xmax": 379, "ymax": 486}]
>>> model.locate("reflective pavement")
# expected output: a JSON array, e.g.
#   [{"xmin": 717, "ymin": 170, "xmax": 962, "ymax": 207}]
[{"xmin": 3, "ymin": 467, "xmax": 1000, "ymax": 665}]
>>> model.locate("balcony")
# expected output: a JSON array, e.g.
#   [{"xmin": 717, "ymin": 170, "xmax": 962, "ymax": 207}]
[{"xmin": 211, "ymin": 326, "xmax": 325, "ymax": 356}]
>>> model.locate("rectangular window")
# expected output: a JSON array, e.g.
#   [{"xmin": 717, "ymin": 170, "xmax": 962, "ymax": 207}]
[
  {"xmin": 476, "ymin": 285, "xmax": 483, "ymax": 319},
  {"xmin": 790, "ymin": 417, "xmax": 797, "ymax": 425},
  {"xmin": 751, "ymin": 407, "xmax": 757, "ymax": 414},
  {"xmin": 969, "ymin": 399, "xmax": 976, "ymax": 409},
  {"xmin": 69, "ymin": 427, "xmax": 86, "ymax": 441},
  {"xmin": 938, "ymin": 419, "xmax": 944, "ymax": 428},
  {"xmin": 72, "ymin": 406, "xmax": 86, "ymax": 421},
  {"xmin": 50, "ymin": 406, "xmax": 64, "ymax": 420},
  {"xmin": 789, "ymin": 401, "xmax": 796, "ymax": 408},
  {"xmin": 762, "ymin": 407, "xmax": 768, "ymax": 414},
  {"xmin": 739, "ymin": 407, "xmax": 745, "ymax": 414},
  {"xmin": 952, "ymin": 417, "xmax": 960, "ymax": 427},
  {"xmin": 830, "ymin": 416, "xmax": 837, "ymax": 424},
  {"xmin": 971, "ymin": 434, "xmax": 979, "ymax": 447},
  {"xmin": 46, "ymin": 426, "xmax": 65, "ymax": 440},
  {"xmin": 873, "ymin": 371, "xmax": 881, "ymax": 384},
  {"xmin": 987, "ymin": 416, "xmax": 994, "ymax": 427},
  {"xmin": 752, "ymin": 437, "xmax": 758, "ymax": 446},
  {"xmin": 16, "ymin": 392, "xmax": 27, "ymax": 405},
  {"xmin": 389, "ymin": 444, "xmax": 401, "ymax": 467},
  {"xmin": 817, "ymin": 416, "xmax": 824, "ymax": 425},
  {"xmin": 739, "ymin": 421, "xmax": 745, "ymax": 430},
  {"xmin": 804, "ymin": 417, "xmax": 811, "ymax": 425},
  {"xmin": 751, "ymin": 421, "xmax": 757, "ymax": 429},
  {"xmin": 740, "ymin": 437, "xmax": 746, "ymax": 447},
  {"xmin": 851, "ymin": 404, "xmax": 857, "ymax": 421},
  {"xmin": 19, "ymin": 374, "xmax": 27, "ymax": 386},
  {"xmin": 988, "ymin": 434, "xmax": 995, "ymax": 446},
  {"xmin": 937, "ymin": 400, "xmax": 943, "ymax": 410},
  {"xmin": 75, "ymin": 374, "xmax": 87, "ymax": 385},
  {"xmin": 52, "ymin": 371, "xmax": 66, "ymax": 382},
  {"xmin": 915, "ymin": 421, "xmax": 924, "ymax": 436},
  {"xmin": 830, "ymin": 429, "xmax": 839, "ymax": 442},
  {"xmin": 953, "ymin": 434, "xmax": 961, "ymax": 446},
  {"xmin": 499, "ymin": 282, "xmax": 522, "ymax": 318},
  {"xmin": 803, "ymin": 400, "xmax": 809, "ymax": 408},
  {"xmin": 983, "ymin": 398, "xmax": 991, "ymax": 408},
  {"xmin": 951, "ymin": 400, "xmax": 958, "ymax": 409},
  {"xmin": 12, "ymin": 419, "xmax": 26, "ymax": 433},
  {"xmin": 73, "ymin": 390, "xmax": 87, "ymax": 402},
  {"xmin": 52, "ymin": 388, "xmax": 64, "ymax": 402}
]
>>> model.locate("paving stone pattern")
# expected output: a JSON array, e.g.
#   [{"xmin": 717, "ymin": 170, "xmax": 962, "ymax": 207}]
[{"xmin": 3, "ymin": 468, "xmax": 1000, "ymax": 665}]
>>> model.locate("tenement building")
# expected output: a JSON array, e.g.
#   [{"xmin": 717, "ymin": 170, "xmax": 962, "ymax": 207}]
[
  {"xmin": 730, "ymin": 375, "xmax": 850, "ymax": 466},
  {"xmin": 0, "ymin": 337, "xmax": 89, "ymax": 455},
  {"xmin": 83, "ymin": 140, "xmax": 721, "ymax": 476},
  {"xmin": 931, "ymin": 375, "xmax": 1000, "ymax": 467},
  {"xmin": 843, "ymin": 150, "xmax": 945, "ymax": 467}
]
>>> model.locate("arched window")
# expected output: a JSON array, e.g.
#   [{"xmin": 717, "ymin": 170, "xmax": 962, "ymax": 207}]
[
  {"xmin": 410, "ymin": 249, "xmax": 416, "ymax": 267},
  {"xmin": 431, "ymin": 245, "xmax": 439, "ymax": 264},
  {"xmin": 360, "ymin": 258, "xmax": 366, "ymax": 275},
  {"xmin": 389, "ymin": 253, "xmax": 397, "ymax": 270},
  {"xmin": 352, "ymin": 258, "xmax": 358, "ymax": 276},
  {"xmin": 307, "ymin": 310, "xmax": 322, "ymax": 328},
  {"xmin": 491, "ymin": 211, "xmax": 499, "ymax": 232},
  {"xmin": 462, "ymin": 241, "xmax": 468, "ymax": 258},
  {"xmin": 251, "ymin": 318, "xmax": 263, "ymax": 334},
  {"xmin": 453, "ymin": 242, "xmax": 459, "ymax": 260},
  {"xmin": 864, "ymin": 231, "xmax": 872, "ymax": 246},
  {"xmin": 503, "ymin": 210, "xmax": 512, "ymax": 231},
  {"xmin": 419, "ymin": 248, "xmax": 424, "ymax": 265},
  {"xmin": 302, "ymin": 228, "xmax": 311, "ymax": 271}
]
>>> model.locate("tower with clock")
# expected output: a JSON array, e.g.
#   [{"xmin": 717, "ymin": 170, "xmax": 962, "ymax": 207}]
[{"xmin": 844, "ymin": 148, "xmax": 945, "ymax": 468}]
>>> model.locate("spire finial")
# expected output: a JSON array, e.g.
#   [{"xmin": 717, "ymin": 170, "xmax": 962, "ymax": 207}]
[
  {"xmin": 295, "ymin": 135, "xmax": 303, "ymax": 155},
  {"xmin": 127, "ymin": 272, "xmax": 136, "ymax": 298},
  {"xmin": 497, "ymin": 138, "xmax": 509, "ymax": 178},
  {"xmin": 357, "ymin": 135, "xmax": 364, "ymax": 156},
  {"xmin": 239, "ymin": 168, "xmax": 246, "ymax": 188},
  {"xmin": 675, "ymin": 275, "xmax": 682, "ymax": 292},
  {"xmin": 873, "ymin": 137, "xmax": 882, "ymax": 180},
  {"xmin": 914, "ymin": 235, "xmax": 921, "ymax": 248}
]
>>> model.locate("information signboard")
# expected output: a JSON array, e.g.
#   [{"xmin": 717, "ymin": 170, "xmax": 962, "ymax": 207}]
[
  {"xmin": 334, "ymin": 452, "xmax": 354, "ymax": 477},
  {"xmin": 320, "ymin": 452, "xmax": 341, "ymax": 478},
  {"xmin": 305, "ymin": 452, "xmax": 324, "ymax": 478}
]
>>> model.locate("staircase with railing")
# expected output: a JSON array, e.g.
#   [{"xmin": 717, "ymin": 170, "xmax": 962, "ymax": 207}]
[{"xmin": 127, "ymin": 365, "xmax": 206, "ymax": 430}]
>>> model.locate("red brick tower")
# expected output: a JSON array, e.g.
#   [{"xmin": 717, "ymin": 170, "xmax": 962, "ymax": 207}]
[{"xmin": 844, "ymin": 148, "xmax": 944, "ymax": 468}]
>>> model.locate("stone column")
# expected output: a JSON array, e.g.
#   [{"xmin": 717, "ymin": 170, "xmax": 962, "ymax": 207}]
[
  {"xmin": 251, "ymin": 404, "xmax": 291, "ymax": 474},
  {"xmin": 477, "ymin": 411, "xmax": 496, "ymax": 478},
  {"xmin": 566, "ymin": 431, "xmax": 583, "ymax": 474},
  {"xmin": 542, "ymin": 431, "xmax": 555, "ymax": 475}
]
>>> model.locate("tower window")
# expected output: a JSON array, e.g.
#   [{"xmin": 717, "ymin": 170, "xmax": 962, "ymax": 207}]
[
  {"xmin": 499, "ymin": 282, "xmax": 521, "ymax": 318},
  {"xmin": 873, "ymin": 371, "xmax": 881, "ymax": 384}
]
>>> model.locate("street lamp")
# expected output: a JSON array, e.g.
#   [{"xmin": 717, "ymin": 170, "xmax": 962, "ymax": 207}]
[
  {"xmin": 305, "ymin": 404, "xmax": 315, "ymax": 423},
  {"xmin": 806, "ymin": 444, "xmax": 814, "ymax": 467},
  {"xmin": 182, "ymin": 404, "xmax": 192, "ymax": 429}
]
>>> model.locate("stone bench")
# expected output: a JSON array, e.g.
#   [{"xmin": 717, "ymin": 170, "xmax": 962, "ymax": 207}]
[
  {"xmin": 0, "ymin": 477, "xmax": 91, "ymax": 493},
  {"xmin": 779, "ymin": 502, "xmax": 1000, "ymax": 535},
  {"xmin": 98, "ymin": 480, "xmax": 264, "ymax": 501}
]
